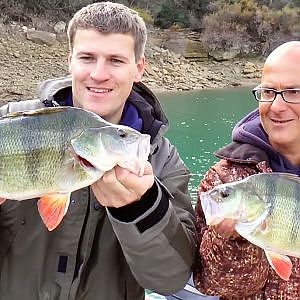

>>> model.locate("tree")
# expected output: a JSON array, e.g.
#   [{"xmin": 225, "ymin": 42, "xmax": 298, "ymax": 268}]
[
  {"xmin": 291, "ymin": 0, "xmax": 300, "ymax": 7},
  {"xmin": 154, "ymin": 0, "xmax": 188, "ymax": 28}
]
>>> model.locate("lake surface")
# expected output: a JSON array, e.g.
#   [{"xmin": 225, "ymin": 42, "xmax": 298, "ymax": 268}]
[
  {"xmin": 158, "ymin": 86, "xmax": 257, "ymax": 204},
  {"xmin": 146, "ymin": 86, "xmax": 257, "ymax": 299}
]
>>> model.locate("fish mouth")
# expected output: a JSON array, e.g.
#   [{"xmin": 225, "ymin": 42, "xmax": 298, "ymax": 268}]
[
  {"xmin": 77, "ymin": 154, "xmax": 97, "ymax": 170},
  {"xmin": 200, "ymin": 192, "xmax": 224, "ymax": 225},
  {"xmin": 116, "ymin": 133, "xmax": 151, "ymax": 175}
]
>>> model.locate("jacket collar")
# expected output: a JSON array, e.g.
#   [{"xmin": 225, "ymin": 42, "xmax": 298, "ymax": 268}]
[{"xmin": 215, "ymin": 142, "xmax": 270, "ymax": 165}]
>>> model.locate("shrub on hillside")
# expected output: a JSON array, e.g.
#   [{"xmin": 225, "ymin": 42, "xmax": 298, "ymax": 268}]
[
  {"xmin": 201, "ymin": 0, "xmax": 300, "ymax": 55},
  {"xmin": 154, "ymin": 1, "xmax": 188, "ymax": 29},
  {"xmin": 132, "ymin": 7, "xmax": 154, "ymax": 24},
  {"xmin": 0, "ymin": 0, "xmax": 95, "ymax": 22}
]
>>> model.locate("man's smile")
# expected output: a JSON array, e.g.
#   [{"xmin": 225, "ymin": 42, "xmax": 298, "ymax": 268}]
[
  {"xmin": 270, "ymin": 118, "xmax": 293, "ymax": 124},
  {"xmin": 87, "ymin": 87, "xmax": 113, "ymax": 93}
]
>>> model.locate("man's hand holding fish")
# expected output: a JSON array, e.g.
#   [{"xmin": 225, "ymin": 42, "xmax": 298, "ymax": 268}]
[
  {"xmin": 92, "ymin": 161, "xmax": 155, "ymax": 208},
  {"xmin": 211, "ymin": 218, "xmax": 239, "ymax": 239}
]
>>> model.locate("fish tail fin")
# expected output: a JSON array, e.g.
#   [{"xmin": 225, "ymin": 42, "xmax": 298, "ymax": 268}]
[
  {"xmin": 37, "ymin": 193, "xmax": 70, "ymax": 231},
  {"xmin": 265, "ymin": 250, "xmax": 292, "ymax": 281}
]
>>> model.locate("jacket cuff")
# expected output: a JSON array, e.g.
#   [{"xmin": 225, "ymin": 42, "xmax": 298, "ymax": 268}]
[{"xmin": 107, "ymin": 179, "xmax": 169, "ymax": 231}]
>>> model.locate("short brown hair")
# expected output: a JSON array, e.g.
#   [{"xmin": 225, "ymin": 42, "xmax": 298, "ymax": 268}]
[{"xmin": 67, "ymin": 2, "xmax": 147, "ymax": 61}]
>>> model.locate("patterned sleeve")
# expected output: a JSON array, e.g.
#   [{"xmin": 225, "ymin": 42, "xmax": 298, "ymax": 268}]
[{"xmin": 193, "ymin": 160, "xmax": 270, "ymax": 298}]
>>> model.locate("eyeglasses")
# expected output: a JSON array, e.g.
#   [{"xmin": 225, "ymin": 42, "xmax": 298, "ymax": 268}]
[{"xmin": 252, "ymin": 87, "xmax": 300, "ymax": 104}]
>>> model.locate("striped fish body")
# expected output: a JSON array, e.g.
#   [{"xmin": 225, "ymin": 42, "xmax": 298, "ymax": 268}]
[
  {"xmin": 0, "ymin": 107, "xmax": 105, "ymax": 199},
  {"xmin": 239, "ymin": 173, "xmax": 300, "ymax": 256},
  {"xmin": 200, "ymin": 173, "xmax": 300, "ymax": 280},
  {"xmin": 0, "ymin": 107, "xmax": 150, "ymax": 230}
]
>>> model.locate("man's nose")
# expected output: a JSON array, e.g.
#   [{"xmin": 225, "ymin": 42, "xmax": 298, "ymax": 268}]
[
  {"xmin": 270, "ymin": 93, "xmax": 287, "ymax": 110},
  {"xmin": 90, "ymin": 61, "xmax": 110, "ymax": 81}
]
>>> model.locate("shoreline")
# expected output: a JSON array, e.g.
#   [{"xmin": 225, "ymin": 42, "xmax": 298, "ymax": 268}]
[{"xmin": 152, "ymin": 80, "xmax": 259, "ymax": 95}]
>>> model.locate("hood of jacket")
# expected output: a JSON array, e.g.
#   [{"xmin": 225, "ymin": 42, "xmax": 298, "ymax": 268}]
[
  {"xmin": 232, "ymin": 108, "xmax": 273, "ymax": 154},
  {"xmin": 37, "ymin": 76, "xmax": 169, "ymax": 152},
  {"xmin": 217, "ymin": 108, "xmax": 300, "ymax": 173}
]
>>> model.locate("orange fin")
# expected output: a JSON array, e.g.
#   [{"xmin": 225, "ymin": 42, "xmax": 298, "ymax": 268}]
[
  {"xmin": 37, "ymin": 193, "xmax": 70, "ymax": 231},
  {"xmin": 265, "ymin": 250, "xmax": 292, "ymax": 281}
]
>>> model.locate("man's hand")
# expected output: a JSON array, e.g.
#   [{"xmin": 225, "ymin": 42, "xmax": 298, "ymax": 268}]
[
  {"xmin": 212, "ymin": 218, "xmax": 240, "ymax": 239},
  {"xmin": 92, "ymin": 161, "xmax": 154, "ymax": 208},
  {"xmin": 0, "ymin": 197, "xmax": 6, "ymax": 205}
]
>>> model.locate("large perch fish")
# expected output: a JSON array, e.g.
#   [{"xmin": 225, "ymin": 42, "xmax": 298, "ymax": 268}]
[
  {"xmin": 200, "ymin": 172, "xmax": 300, "ymax": 281},
  {"xmin": 0, "ymin": 107, "xmax": 150, "ymax": 231}
]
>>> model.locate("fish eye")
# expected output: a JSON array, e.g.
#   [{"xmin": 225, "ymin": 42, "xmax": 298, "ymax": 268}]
[
  {"xmin": 117, "ymin": 129, "xmax": 127, "ymax": 138},
  {"xmin": 220, "ymin": 187, "xmax": 230, "ymax": 198}
]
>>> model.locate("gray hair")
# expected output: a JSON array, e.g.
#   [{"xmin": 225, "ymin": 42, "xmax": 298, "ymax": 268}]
[{"xmin": 67, "ymin": 2, "xmax": 147, "ymax": 61}]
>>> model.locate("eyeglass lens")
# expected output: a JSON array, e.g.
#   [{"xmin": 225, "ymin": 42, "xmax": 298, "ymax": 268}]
[{"xmin": 255, "ymin": 89, "xmax": 300, "ymax": 103}]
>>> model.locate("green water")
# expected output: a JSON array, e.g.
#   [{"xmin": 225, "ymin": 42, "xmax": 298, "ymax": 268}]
[
  {"xmin": 146, "ymin": 86, "xmax": 257, "ymax": 299},
  {"xmin": 159, "ymin": 86, "xmax": 257, "ymax": 204}
]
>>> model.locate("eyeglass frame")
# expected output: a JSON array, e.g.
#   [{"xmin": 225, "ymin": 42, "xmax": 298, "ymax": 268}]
[{"xmin": 252, "ymin": 86, "xmax": 300, "ymax": 104}]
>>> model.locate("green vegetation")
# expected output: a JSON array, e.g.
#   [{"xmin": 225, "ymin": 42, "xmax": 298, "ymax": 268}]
[
  {"xmin": 201, "ymin": 0, "xmax": 300, "ymax": 55},
  {"xmin": 132, "ymin": 6, "xmax": 153, "ymax": 24},
  {"xmin": 1, "ymin": 0, "xmax": 300, "ymax": 55},
  {"xmin": 154, "ymin": 1, "xmax": 188, "ymax": 28}
]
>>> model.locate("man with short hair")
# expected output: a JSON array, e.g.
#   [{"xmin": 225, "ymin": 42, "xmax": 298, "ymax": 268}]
[{"xmin": 0, "ymin": 2, "xmax": 197, "ymax": 300}]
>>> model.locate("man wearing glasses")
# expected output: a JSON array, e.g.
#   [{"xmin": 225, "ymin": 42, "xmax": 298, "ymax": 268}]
[{"xmin": 193, "ymin": 40, "xmax": 300, "ymax": 299}]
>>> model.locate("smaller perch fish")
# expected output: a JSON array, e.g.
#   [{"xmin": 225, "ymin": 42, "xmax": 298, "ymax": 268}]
[
  {"xmin": 0, "ymin": 107, "xmax": 150, "ymax": 231},
  {"xmin": 200, "ymin": 172, "xmax": 300, "ymax": 281}
]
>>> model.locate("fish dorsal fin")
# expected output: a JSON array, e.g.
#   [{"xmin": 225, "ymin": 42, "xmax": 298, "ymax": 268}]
[
  {"xmin": 265, "ymin": 250, "xmax": 292, "ymax": 281},
  {"xmin": 1, "ymin": 107, "xmax": 68, "ymax": 119}
]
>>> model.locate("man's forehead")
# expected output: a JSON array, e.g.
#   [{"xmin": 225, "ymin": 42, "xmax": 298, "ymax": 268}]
[
  {"xmin": 72, "ymin": 29, "xmax": 135, "ymax": 52},
  {"xmin": 266, "ymin": 42, "xmax": 300, "ymax": 64}
]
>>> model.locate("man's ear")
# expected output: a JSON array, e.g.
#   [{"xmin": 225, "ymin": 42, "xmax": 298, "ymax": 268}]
[
  {"xmin": 68, "ymin": 52, "xmax": 72, "ymax": 73},
  {"xmin": 134, "ymin": 56, "xmax": 145, "ymax": 82}
]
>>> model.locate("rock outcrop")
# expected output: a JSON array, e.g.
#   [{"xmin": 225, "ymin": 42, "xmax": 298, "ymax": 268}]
[{"xmin": 0, "ymin": 23, "xmax": 263, "ymax": 103}]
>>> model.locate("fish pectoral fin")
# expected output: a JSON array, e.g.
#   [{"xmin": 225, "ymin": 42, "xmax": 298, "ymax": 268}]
[
  {"xmin": 259, "ymin": 220, "xmax": 269, "ymax": 234},
  {"xmin": 265, "ymin": 250, "xmax": 292, "ymax": 281},
  {"xmin": 37, "ymin": 193, "xmax": 70, "ymax": 231}
]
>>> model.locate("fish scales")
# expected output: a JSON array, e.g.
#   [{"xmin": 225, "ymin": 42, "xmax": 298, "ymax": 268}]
[
  {"xmin": 291, "ymin": 182, "xmax": 300, "ymax": 245},
  {"xmin": 0, "ymin": 107, "xmax": 106, "ymax": 197},
  {"xmin": 247, "ymin": 175, "xmax": 300, "ymax": 251},
  {"xmin": 279, "ymin": 177, "xmax": 300, "ymax": 247},
  {"xmin": 22, "ymin": 111, "xmax": 67, "ymax": 186},
  {"xmin": 0, "ymin": 106, "xmax": 150, "ymax": 231},
  {"xmin": 270, "ymin": 176, "xmax": 300, "ymax": 249},
  {"xmin": 0, "ymin": 112, "xmax": 62, "ymax": 192}
]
